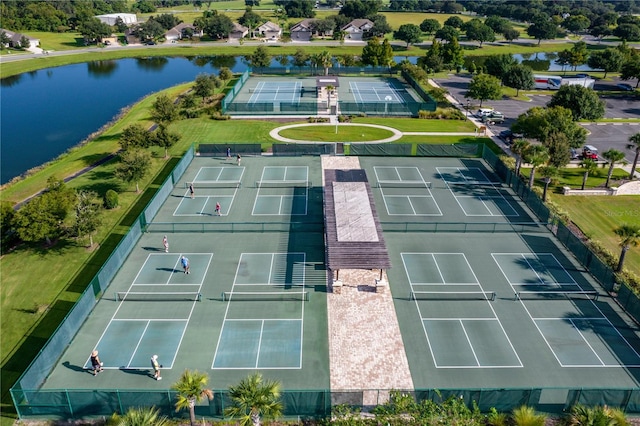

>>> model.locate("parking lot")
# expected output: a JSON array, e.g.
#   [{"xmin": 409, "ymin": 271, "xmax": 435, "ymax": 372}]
[{"xmin": 435, "ymin": 75, "xmax": 640, "ymax": 162}]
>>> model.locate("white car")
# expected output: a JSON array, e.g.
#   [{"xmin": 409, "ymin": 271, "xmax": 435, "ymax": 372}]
[{"xmin": 475, "ymin": 108, "xmax": 494, "ymax": 118}]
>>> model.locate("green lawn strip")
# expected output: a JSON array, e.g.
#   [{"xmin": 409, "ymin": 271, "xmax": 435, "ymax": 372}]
[
  {"xmin": 280, "ymin": 125, "xmax": 394, "ymax": 142},
  {"xmin": 550, "ymin": 196, "xmax": 640, "ymax": 277},
  {"xmin": 171, "ymin": 117, "xmax": 282, "ymax": 146},
  {"xmin": 351, "ymin": 116, "xmax": 475, "ymax": 132},
  {"xmin": 397, "ymin": 135, "xmax": 490, "ymax": 145}
]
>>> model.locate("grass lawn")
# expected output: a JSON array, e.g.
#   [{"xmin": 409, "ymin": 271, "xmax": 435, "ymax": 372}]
[
  {"xmin": 280, "ymin": 125, "xmax": 394, "ymax": 141},
  {"xmin": 351, "ymin": 117, "xmax": 475, "ymax": 132},
  {"xmin": 398, "ymin": 135, "xmax": 487, "ymax": 144},
  {"xmin": 551, "ymin": 196, "xmax": 640, "ymax": 277}
]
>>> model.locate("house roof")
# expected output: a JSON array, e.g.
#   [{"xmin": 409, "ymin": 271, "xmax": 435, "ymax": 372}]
[
  {"xmin": 231, "ymin": 22, "xmax": 248, "ymax": 33},
  {"xmin": 341, "ymin": 19, "xmax": 373, "ymax": 31},
  {"xmin": 0, "ymin": 28, "xmax": 39, "ymax": 44},
  {"xmin": 291, "ymin": 18, "xmax": 316, "ymax": 32},
  {"xmin": 172, "ymin": 22, "xmax": 196, "ymax": 32},
  {"xmin": 258, "ymin": 21, "xmax": 281, "ymax": 32}
]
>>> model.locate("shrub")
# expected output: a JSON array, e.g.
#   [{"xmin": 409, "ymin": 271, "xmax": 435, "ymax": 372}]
[
  {"xmin": 104, "ymin": 189, "xmax": 118, "ymax": 209},
  {"xmin": 210, "ymin": 112, "xmax": 231, "ymax": 120},
  {"xmin": 418, "ymin": 108, "xmax": 465, "ymax": 120}
]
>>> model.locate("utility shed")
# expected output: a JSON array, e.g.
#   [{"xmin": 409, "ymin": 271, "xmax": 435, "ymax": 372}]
[{"xmin": 323, "ymin": 169, "xmax": 391, "ymax": 275}]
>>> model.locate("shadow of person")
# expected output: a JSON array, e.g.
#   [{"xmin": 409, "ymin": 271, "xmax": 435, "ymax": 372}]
[
  {"xmin": 62, "ymin": 361, "xmax": 90, "ymax": 373},
  {"xmin": 119, "ymin": 368, "xmax": 154, "ymax": 378},
  {"xmin": 142, "ymin": 246, "xmax": 164, "ymax": 252}
]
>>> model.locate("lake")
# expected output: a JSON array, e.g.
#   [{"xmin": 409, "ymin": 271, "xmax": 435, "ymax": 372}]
[{"xmin": 0, "ymin": 52, "xmax": 595, "ymax": 185}]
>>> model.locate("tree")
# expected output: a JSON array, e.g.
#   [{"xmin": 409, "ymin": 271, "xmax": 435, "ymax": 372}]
[
  {"xmin": 523, "ymin": 144, "xmax": 550, "ymax": 188},
  {"xmin": 317, "ymin": 50, "xmax": 333, "ymax": 75},
  {"xmin": 292, "ymin": 48, "xmax": 309, "ymax": 71},
  {"xmin": 484, "ymin": 54, "xmax": 517, "ymax": 81},
  {"xmin": 614, "ymin": 224, "xmax": 640, "ymax": 272},
  {"xmin": 224, "ymin": 373, "xmax": 283, "ymax": 426},
  {"xmin": 579, "ymin": 158, "xmax": 598, "ymax": 190},
  {"xmin": 151, "ymin": 94, "xmax": 178, "ymax": 125},
  {"xmin": 614, "ymin": 23, "xmax": 640, "ymax": 42},
  {"xmin": 394, "ymin": 24, "xmax": 422, "ymax": 47},
  {"xmin": 79, "ymin": 18, "xmax": 113, "ymax": 44},
  {"xmin": 503, "ymin": 28, "xmax": 520, "ymax": 43},
  {"xmin": 119, "ymin": 124, "xmax": 151, "ymax": 150},
  {"xmin": 507, "ymin": 143, "xmax": 530, "ymax": 180},
  {"xmin": 248, "ymin": 45, "xmax": 271, "ymax": 71},
  {"xmin": 12, "ymin": 178, "xmax": 75, "ymax": 245},
  {"xmin": 512, "ymin": 106, "xmax": 587, "ymax": 149},
  {"xmin": 434, "ymin": 25, "xmax": 459, "ymax": 42},
  {"xmin": 503, "ymin": 64, "xmax": 534, "ymax": 96},
  {"xmin": 115, "ymin": 148, "xmax": 151, "ymax": 193},
  {"xmin": 193, "ymin": 73, "xmax": 214, "ymax": 101},
  {"xmin": 441, "ymin": 37, "xmax": 464, "ymax": 71},
  {"xmin": 153, "ymin": 14, "xmax": 182, "ymax": 30},
  {"xmin": 463, "ymin": 19, "xmax": 496, "ymax": 46},
  {"xmin": 339, "ymin": 0, "xmax": 381, "ymax": 19},
  {"xmin": 627, "ymin": 132, "xmax": 640, "ymax": 179},
  {"xmin": 466, "ymin": 73, "xmax": 502, "ymax": 107},
  {"xmin": 587, "ymin": 48, "xmax": 625, "ymax": 78},
  {"xmin": 361, "ymin": 37, "xmax": 382, "ymax": 66},
  {"xmin": 420, "ymin": 18, "xmax": 440, "ymax": 35},
  {"xmin": 281, "ymin": 0, "xmax": 315, "ymax": 18},
  {"xmin": 544, "ymin": 131, "xmax": 571, "ymax": 168},
  {"xmin": 197, "ymin": 13, "xmax": 234, "ymax": 39},
  {"xmin": 173, "ymin": 369, "xmax": 214, "ymax": 426},
  {"xmin": 590, "ymin": 25, "xmax": 611, "ymax": 42},
  {"xmin": 239, "ymin": 8, "xmax": 263, "ymax": 37},
  {"xmin": 72, "ymin": 191, "xmax": 102, "ymax": 248},
  {"xmin": 111, "ymin": 406, "xmax": 170, "ymax": 426},
  {"xmin": 135, "ymin": 19, "xmax": 165, "ymax": 42},
  {"xmin": 620, "ymin": 54, "xmax": 640, "ymax": 88},
  {"xmin": 19, "ymin": 35, "xmax": 30, "ymax": 49},
  {"xmin": 0, "ymin": 31, "xmax": 11, "ymax": 47},
  {"xmin": 152, "ymin": 125, "xmax": 180, "ymax": 158},
  {"xmin": 547, "ymin": 85, "xmax": 605, "ymax": 121},
  {"xmin": 0, "ymin": 201, "xmax": 15, "ymax": 243},
  {"xmin": 418, "ymin": 39, "xmax": 444, "ymax": 73},
  {"xmin": 370, "ymin": 14, "xmax": 392, "ymax": 38},
  {"xmin": 484, "ymin": 16, "xmax": 510, "ymax": 34},
  {"xmin": 601, "ymin": 149, "xmax": 626, "ymax": 188},
  {"xmin": 443, "ymin": 16, "xmax": 463, "ymax": 29},
  {"xmin": 219, "ymin": 67, "xmax": 233, "ymax": 81},
  {"xmin": 526, "ymin": 17, "xmax": 558, "ymax": 45},
  {"xmin": 538, "ymin": 165, "xmax": 558, "ymax": 201},
  {"xmin": 562, "ymin": 14, "xmax": 590, "ymax": 35}
]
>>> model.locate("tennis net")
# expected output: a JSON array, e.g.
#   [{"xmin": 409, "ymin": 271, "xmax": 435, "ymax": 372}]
[
  {"xmin": 410, "ymin": 291, "xmax": 496, "ymax": 301},
  {"xmin": 255, "ymin": 180, "xmax": 311, "ymax": 188},
  {"xmin": 115, "ymin": 292, "xmax": 202, "ymax": 302},
  {"xmin": 377, "ymin": 180, "xmax": 432, "ymax": 189},
  {"xmin": 349, "ymin": 88, "xmax": 402, "ymax": 94},
  {"xmin": 249, "ymin": 87, "xmax": 300, "ymax": 93},
  {"xmin": 221, "ymin": 291, "xmax": 309, "ymax": 302},
  {"xmin": 515, "ymin": 290, "xmax": 599, "ymax": 301},
  {"xmin": 186, "ymin": 181, "xmax": 241, "ymax": 189}
]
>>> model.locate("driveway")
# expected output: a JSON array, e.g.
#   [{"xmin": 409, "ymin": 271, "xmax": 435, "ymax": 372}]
[{"xmin": 433, "ymin": 74, "xmax": 640, "ymax": 162}]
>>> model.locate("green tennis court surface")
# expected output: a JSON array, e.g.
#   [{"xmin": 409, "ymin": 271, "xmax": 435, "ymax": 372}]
[{"xmin": 40, "ymin": 156, "xmax": 640, "ymax": 398}]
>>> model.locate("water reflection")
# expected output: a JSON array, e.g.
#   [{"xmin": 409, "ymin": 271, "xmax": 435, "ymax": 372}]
[
  {"xmin": 87, "ymin": 60, "xmax": 119, "ymax": 77},
  {"xmin": 1, "ymin": 74, "xmax": 22, "ymax": 87},
  {"xmin": 135, "ymin": 56, "xmax": 169, "ymax": 71},
  {"xmin": 521, "ymin": 59, "xmax": 551, "ymax": 72}
]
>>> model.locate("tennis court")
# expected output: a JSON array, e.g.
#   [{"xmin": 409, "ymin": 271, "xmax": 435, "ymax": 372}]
[{"xmin": 24, "ymin": 155, "xmax": 640, "ymax": 416}]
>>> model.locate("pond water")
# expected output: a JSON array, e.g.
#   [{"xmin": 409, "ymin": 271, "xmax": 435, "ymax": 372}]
[{"xmin": 0, "ymin": 52, "xmax": 594, "ymax": 184}]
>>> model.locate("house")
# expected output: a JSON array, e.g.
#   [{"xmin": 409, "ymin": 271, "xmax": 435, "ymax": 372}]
[
  {"xmin": 95, "ymin": 13, "xmax": 137, "ymax": 26},
  {"xmin": 124, "ymin": 27, "xmax": 141, "ymax": 45},
  {"xmin": 0, "ymin": 29, "xmax": 40, "ymax": 51},
  {"xmin": 229, "ymin": 22, "xmax": 249, "ymax": 41},
  {"xmin": 340, "ymin": 18, "xmax": 373, "ymax": 41},
  {"xmin": 256, "ymin": 21, "xmax": 281, "ymax": 40},
  {"xmin": 290, "ymin": 19, "xmax": 315, "ymax": 42},
  {"xmin": 290, "ymin": 18, "xmax": 333, "ymax": 41},
  {"xmin": 165, "ymin": 23, "xmax": 202, "ymax": 42}
]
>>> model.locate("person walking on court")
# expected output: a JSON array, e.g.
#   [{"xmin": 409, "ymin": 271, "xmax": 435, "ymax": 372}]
[
  {"xmin": 215, "ymin": 202, "xmax": 221, "ymax": 216},
  {"xmin": 181, "ymin": 256, "xmax": 190, "ymax": 274},
  {"xmin": 226, "ymin": 147, "xmax": 231, "ymax": 160},
  {"xmin": 151, "ymin": 355, "xmax": 161, "ymax": 380},
  {"xmin": 162, "ymin": 235, "xmax": 169, "ymax": 253},
  {"xmin": 90, "ymin": 350, "xmax": 103, "ymax": 376},
  {"xmin": 189, "ymin": 183, "xmax": 194, "ymax": 199},
  {"xmin": 236, "ymin": 153, "xmax": 241, "ymax": 166}
]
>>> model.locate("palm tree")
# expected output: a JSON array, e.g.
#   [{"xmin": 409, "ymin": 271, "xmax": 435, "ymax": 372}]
[
  {"xmin": 511, "ymin": 139, "xmax": 530, "ymax": 178},
  {"xmin": 579, "ymin": 158, "xmax": 598, "ymax": 190},
  {"xmin": 172, "ymin": 369, "xmax": 214, "ymax": 426},
  {"xmin": 627, "ymin": 132, "xmax": 640, "ymax": 180},
  {"xmin": 523, "ymin": 145, "xmax": 549, "ymax": 188},
  {"xmin": 511, "ymin": 405, "xmax": 546, "ymax": 426},
  {"xmin": 112, "ymin": 406, "xmax": 170, "ymax": 426},
  {"xmin": 317, "ymin": 50, "xmax": 333, "ymax": 76},
  {"xmin": 566, "ymin": 403, "xmax": 630, "ymax": 426},
  {"xmin": 602, "ymin": 148, "xmax": 626, "ymax": 188},
  {"xmin": 224, "ymin": 373, "xmax": 283, "ymax": 426},
  {"xmin": 537, "ymin": 165, "xmax": 558, "ymax": 201},
  {"xmin": 614, "ymin": 224, "xmax": 640, "ymax": 272}
]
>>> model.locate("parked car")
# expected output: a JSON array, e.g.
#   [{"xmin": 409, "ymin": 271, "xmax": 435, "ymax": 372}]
[
  {"xmin": 617, "ymin": 83, "xmax": 634, "ymax": 91},
  {"xmin": 481, "ymin": 111, "xmax": 505, "ymax": 124},
  {"xmin": 582, "ymin": 145, "xmax": 599, "ymax": 159},
  {"xmin": 475, "ymin": 108, "xmax": 494, "ymax": 118},
  {"xmin": 498, "ymin": 129, "xmax": 523, "ymax": 144},
  {"xmin": 575, "ymin": 73, "xmax": 591, "ymax": 78},
  {"xmin": 570, "ymin": 148, "xmax": 580, "ymax": 160}
]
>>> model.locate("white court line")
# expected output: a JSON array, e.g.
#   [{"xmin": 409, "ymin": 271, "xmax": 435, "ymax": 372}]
[
  {"xmin": 402, "ymin": 252, "xmax": 522, "ymax": 368},
  {"xmin": 493, "ymin": 252, "xmax": 640, "ymax": 367},
  {"xmin": 460, "ymin": 320, "xmax": 480, "ymax": 366},
  {"xmin": 255, "ymin": 320, "xmax": 265, "ymax": 369},
  {"xmin": 127, "ymin": 321, "xmax": 150, "ymax": 368}
]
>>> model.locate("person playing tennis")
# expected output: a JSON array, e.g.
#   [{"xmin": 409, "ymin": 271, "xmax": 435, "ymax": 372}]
[{"xmin": 181, "ymin": 256, "xmax": 190, "ymax": 274}]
